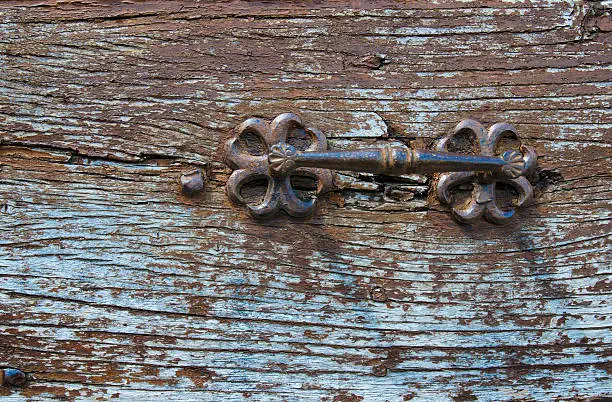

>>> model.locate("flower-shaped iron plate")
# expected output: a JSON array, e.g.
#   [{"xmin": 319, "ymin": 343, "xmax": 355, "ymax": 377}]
[
  {"xmin": 225, "ymin": 113, "xmax": 332, "ymax": 218},
  {"xmin": 436, "ymin": 119, "xmax": 537, "ymax": 224}
]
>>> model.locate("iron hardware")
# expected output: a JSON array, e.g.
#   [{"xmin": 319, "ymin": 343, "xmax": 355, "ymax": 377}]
[
  {"xmin": 225, "ymin": 113, "xmax": 536, "ymax": 223},
  {"xmin": 1, "ymin": 368, "xmax": 26, "ymax": 387}
]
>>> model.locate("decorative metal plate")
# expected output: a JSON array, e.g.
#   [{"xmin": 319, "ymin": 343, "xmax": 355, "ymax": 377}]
[
  {"xmin": 435, "ymin": 119, "xmax": 537, "ymax": 224},
  {"xmin": 225, "ymin": 113, "xmax": 332, "ymax": 218},
  {"xmin": 225, "ymin": 114, "xmax": 537, "ymax": 224}
]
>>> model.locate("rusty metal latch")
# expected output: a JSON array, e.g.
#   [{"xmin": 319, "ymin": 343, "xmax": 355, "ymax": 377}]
[{"xmin": 224, "ymin": 113, "xmax": 537, "ymax": 224}]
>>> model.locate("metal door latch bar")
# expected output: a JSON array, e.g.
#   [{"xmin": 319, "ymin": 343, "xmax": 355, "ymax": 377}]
[{"xmin": 224, "ymin": 113, "xmax": 537, "ymax": 224}]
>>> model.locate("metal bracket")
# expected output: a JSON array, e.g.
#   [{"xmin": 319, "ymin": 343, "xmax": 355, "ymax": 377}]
[{"xmin": 224, "ymin": 113, "xmax": 537, "ymax": 223}]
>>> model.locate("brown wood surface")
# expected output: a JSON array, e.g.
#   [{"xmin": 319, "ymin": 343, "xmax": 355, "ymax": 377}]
[{"xmin": 0, "ymin": 0, "xmax": 611, "ymax": 400}]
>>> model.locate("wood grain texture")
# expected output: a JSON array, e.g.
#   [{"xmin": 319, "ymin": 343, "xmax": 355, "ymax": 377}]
[{"xmin": 0, "ymin": 0, "xmax": 611, "ymax": 400}]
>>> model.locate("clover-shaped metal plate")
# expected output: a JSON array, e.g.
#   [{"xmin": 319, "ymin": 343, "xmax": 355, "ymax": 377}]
[
  {"xmin": 225, "ymin": 113, "xmax": 332, "ymax": 218},
  {"xmin": 436, "ymin": 119, "xmax": 537, "ymax": 224}
]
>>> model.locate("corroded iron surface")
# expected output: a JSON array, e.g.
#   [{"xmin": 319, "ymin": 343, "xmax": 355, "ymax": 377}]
[
  {"xmin": 436, "ymin": 119, "xmax": 538, "ymax": 224},
  {"xmin": 225, "ymin": 113, "xmax": 332, "ymax": 218},
  {"xmin": 226, "ymin": 114, "xmax": 536, "ymax": 223}
]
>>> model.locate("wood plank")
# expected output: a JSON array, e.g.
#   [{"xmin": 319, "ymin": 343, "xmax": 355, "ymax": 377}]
[{"xmin": 1, "ymin": 0, "xmax": 611, "ymax": 400}]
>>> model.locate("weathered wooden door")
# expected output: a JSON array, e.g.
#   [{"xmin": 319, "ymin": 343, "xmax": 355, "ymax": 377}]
[{"xmin": 1, "ymin": 1, "xmax": 610, "ymax": 400}]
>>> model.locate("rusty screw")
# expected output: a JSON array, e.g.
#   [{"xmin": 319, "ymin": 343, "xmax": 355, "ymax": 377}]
[
  {"xmin": 180, "ymin": 168, "xmax": 205, "ymax": 194},
  {"xmin": 2, "ymin": 368, "xmax": 26, "ymax": 387},
  {"xmin": 369, "ymin": 286, "xmax": 388, "ymax": 302}
]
